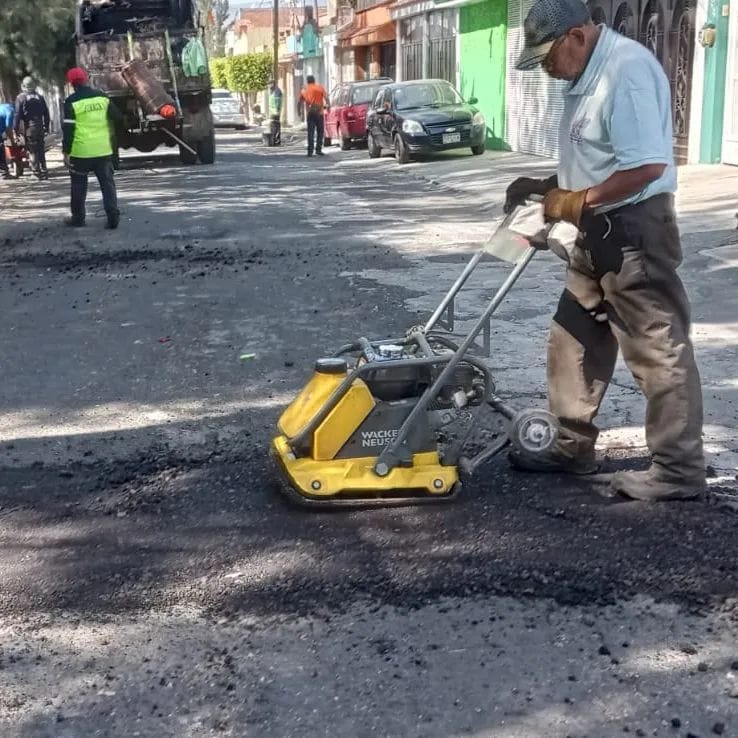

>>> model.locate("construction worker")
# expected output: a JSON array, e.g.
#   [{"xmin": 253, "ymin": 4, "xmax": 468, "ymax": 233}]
[
  {"xmin": 0, "ymin": 98, "xmax": 15, "ymax": 179},
  {"xmin": 62, "ymin": 67, "xmax": 123, "ymax": 229},
  {"xmin": 299, "ymin": 74, "xmax": 327, "ymax": 157},
  {"xmin": 268, "ymin": 79, "xmax": 283, "ymax": 146},
  {"xmin": 14, "ymin": 77, "xmax": 50, "ymax": 179},
  {"xmin": 504, "ymin": 0, "xmax": 704, "ymax": 501}
]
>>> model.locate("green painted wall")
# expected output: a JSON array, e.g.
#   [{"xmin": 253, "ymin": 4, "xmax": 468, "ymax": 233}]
[
  {"xmin": 459, "ymin": 0, "xmax": 507, "ymax": 150},
  {"xmin": 699, "ymin": 0, "xmax": 730, "ymax": 163}
]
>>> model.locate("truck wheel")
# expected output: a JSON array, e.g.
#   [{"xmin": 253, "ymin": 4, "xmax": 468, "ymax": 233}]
[
  {"xmin": 179, "ymin": 143, "xmax": 198, "ymax": 165},
  {"xmin": 197, "ymin": 131, "xmax": 216, "ymax": 165}
]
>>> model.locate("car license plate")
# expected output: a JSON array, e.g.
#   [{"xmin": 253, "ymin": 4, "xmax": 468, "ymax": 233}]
[{"xmin": 442, "ymin": 132, "xmax": 461, "ymax": 144}]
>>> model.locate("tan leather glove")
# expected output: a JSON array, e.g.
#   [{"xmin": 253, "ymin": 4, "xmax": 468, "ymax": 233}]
[{"xmin": 543, "ymin": 188, "xmax": 588, "ymax": 227}]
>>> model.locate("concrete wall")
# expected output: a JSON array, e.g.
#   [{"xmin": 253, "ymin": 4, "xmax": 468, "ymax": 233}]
[{"xmin": 459, "ymin": 0, "xmax": 507, "ymax": 150}]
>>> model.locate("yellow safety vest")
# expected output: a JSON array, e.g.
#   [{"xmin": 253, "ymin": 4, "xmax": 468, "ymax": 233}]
[{"xmin": 70, "ymin": 95, "xmax": 113, "ymax": 158}]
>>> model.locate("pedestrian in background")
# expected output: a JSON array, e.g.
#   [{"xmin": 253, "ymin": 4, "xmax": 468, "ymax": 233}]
[
  {"xmin": 504, "ymin": 0, "xmax": 704, "ymax": 501},
  {"xmin": 0, "ymin": 98, "xmax": 15, "ymax": 179},
  {"xmin": 14, "ymin": 76, "xmax": 50, "ymax": 179},
  {"xmin": 62, "ymin": 67, "xmax": 123, "ymax": 229},
  {"xmin": 269, "ymin": 79, "xmax": 283, "ymax": 146},
  {"xmin": 299, "ymin": 75, "xmax": 327, "ymax": 157}
]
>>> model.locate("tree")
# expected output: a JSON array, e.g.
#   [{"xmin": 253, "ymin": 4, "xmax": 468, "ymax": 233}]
[
  {"xmin": 198, "ymin": 0, "xmax": 230, "ymax": 59},
  {"xmin": 0, "ymin": 0, "xmax": 76, "ymax": 98},
  {"xmin": 224, "ymin": 53, "xmax": 272, "ymax": 95},
  {"xmin": 209, "ymin": 58, "xmax": 228, "ymax": 89}
]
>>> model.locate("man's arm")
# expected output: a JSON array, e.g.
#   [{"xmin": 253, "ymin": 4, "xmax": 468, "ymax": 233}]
[
  {"xmin": 13, "ymin": 94, "xmax": 24, "ymax": 132},
  {"xmin": 41, "ymin": 96, "xmax": 50, "ymax": 131},
  {"xmin": 583, "ymin": 164, "xmax": 666, "ymax": 210},
  {"xmin": 62, "ymin": 97, "xmax": 76, "ymax": 155}
]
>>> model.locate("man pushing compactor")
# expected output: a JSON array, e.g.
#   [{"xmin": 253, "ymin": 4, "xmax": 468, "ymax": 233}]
[{"xmin": 505, "ymin": 0, "xmax": 705, "ymax": 501}]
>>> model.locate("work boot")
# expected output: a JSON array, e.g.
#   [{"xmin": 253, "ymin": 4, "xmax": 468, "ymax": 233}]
[
  {"xmin": 105, "ymin": 212, "xmax": 120, "ymax": 230},
  {"xmin": 64, "ymin": 216, "xmax": 85, "ymax": 227},
  {"xmin": 508, "ymin": 446, "xmax": 599, "ymax": 475},
  {"xmin": 316, "ymin": 150, "xmax": 325, "ymax": 156},
  {"xmin": 611, "ymin": 467, "xmax": 705, "ymax": 502}
]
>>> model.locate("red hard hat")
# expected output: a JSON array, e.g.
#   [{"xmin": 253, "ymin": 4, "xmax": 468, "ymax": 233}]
[{"xmin": 66, "ymin": 67, "xmax": 89, "ymax": 85}]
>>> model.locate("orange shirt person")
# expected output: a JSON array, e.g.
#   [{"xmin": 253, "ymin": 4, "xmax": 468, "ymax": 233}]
[{"xmin": 299, "ymin": 75, "xmax": 328, "ymax": 157}]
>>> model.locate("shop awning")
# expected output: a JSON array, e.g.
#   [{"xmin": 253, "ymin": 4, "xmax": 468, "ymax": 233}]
[{"xmin": 339, "ymin": 20, "xmax": 395, "ymax": 46}]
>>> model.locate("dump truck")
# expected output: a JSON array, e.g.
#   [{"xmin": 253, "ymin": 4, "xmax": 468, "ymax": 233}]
[{"xmin": 75, "ymin": 0, "xmax": 215, "ymax": 165}]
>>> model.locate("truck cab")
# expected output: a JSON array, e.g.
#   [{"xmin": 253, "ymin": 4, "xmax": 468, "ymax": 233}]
[{"xmin": 75, "ymin": 0, "xmax": 215, "ymax": 165}]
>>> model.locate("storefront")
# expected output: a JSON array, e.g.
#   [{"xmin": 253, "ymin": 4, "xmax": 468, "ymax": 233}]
[
  {"xmin": 393, "ymin": 0, "xmax": 459, "ymax": 84},
  {"xmin": 339, "ymin": 0, "xmax": 396, "ymax": 82},
  {"xmin": 506, "ymin": 0, "xmax": 566, "ymax": 157}
]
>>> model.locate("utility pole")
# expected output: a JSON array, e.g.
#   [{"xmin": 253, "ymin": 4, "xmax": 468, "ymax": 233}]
[{"xmin": 272, "ymin": 0, "xmax": 279, "ymax": 82}]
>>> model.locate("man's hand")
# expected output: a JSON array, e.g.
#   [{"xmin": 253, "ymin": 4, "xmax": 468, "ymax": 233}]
[
  {"xmin": 543, "ymin": 188, "xmax": 588, "ymax": 227},
  {"xmin": 63, "ymin": 153, "xmax": 70, "ymax": 168},
  {"xmin": 503, "ymin": 175, "xmax": 557, "ymax": 214}
]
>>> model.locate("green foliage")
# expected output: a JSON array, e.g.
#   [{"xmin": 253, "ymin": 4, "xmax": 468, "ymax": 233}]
[
  {"xmin": 0, "ymin": 0, "xmax": 76, "ymax": 97},
  {"xmin": 224, "ymin": 53, "xmax": 272, "ymax": 93},
  {"xmin": 209, "ymin": 57, "xmax": 228, "ymax": 88}
]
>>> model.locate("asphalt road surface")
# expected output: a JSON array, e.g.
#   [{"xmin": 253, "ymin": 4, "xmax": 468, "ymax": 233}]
[{"xmin": 0, "ymin": 132, "xmax": 736, "ymax": 738}]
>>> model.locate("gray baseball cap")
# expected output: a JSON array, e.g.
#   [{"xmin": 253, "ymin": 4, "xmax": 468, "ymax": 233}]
[{"xmin": 515, "ymin": 0, "xmax": 591, "ymax": 71}]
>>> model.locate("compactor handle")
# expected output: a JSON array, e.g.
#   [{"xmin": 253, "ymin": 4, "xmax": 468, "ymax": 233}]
[{"xmin": 357, "ymin": 337, "xmax": 378, "ymax": 363}]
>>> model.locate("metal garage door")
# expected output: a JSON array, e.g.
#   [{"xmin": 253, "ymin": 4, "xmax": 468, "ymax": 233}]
[{"xmin": 506, "ymin": 0, "xmax": 567, "ymax": 158}]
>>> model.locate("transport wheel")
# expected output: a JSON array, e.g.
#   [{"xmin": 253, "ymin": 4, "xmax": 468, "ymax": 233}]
[
  {"xmin": 509, "ymin": 408, "xmax": 560, "ymax": 456},
  {"xmin": 367, "ymin": 132, "xmax": 381, "ymax": 158}
]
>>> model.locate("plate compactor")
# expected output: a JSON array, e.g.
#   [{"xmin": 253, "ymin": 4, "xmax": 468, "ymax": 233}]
[{"xmin": 271, "ymin": 204, "xmax": 562, "ymax": 508}]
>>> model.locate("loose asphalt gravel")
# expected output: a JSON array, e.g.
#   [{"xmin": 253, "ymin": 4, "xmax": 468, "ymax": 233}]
[{"xmin": 0, "ymin": 132, "xmax": 736, "ymax": 738}]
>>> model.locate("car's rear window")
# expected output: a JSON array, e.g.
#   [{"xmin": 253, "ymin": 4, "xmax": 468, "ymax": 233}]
[{"xmin": 351, "ymin": 85, "xmax": 381, "ymax": 105}]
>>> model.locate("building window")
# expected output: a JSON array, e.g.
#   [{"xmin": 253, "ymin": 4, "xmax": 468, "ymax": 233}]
[
  {"xmin": 400, "ymin": 16, "xmax": 423, "ymax": 80},
  {"xmin": 428, "ymin": 9, "xmax": 456, "ymax": 84},
  {"xmin": 380, "ymin": 41, "xmax": 396, "ymax": 80}
]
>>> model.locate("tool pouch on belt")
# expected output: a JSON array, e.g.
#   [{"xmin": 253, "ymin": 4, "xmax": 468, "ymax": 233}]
[{"xmin": 579, "ymin": 210, "xmax": 632, "ymax": 280}]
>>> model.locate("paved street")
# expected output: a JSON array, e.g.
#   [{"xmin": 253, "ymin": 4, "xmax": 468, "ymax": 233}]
[{"xmin": 0, "ymin": 132, "xmax": 737, "ymax": 737}]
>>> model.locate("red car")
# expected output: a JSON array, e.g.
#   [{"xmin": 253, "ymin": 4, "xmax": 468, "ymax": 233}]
[{"xmin": 325, "ymin": 78, "xmax": 392, "ymax": 150}]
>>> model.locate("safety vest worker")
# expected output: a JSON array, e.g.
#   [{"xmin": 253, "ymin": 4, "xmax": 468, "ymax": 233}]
[{"xmin": 62, "ymin": 67, "xmax": 123, "ymax": 229}]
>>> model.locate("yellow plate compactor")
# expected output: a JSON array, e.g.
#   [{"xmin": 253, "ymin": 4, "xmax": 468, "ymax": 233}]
[{"xmin": 271, "ymin": 206, "xmax": 561, "ymax": 508}]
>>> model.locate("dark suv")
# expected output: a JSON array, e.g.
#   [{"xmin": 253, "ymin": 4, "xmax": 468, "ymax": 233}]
[
  {"xmin": 365, "ymin": 79, "xmax": 486, "ymax": 164},
  {"xmin": 325, "ymin": 78, "xmax": 393, "ymax": 150}
]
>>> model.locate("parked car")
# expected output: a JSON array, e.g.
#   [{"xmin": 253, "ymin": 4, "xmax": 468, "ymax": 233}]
[
  {"xmin": 325, "ymin": 78, "xmax": 392, "ymax": 150},
  {"xmin": 365, "ymin": 79, "xmax": 486, "ymax": 164},
  {"xmin": 210, "ymin": 88, "xmax": 246, "ymax": 130}
]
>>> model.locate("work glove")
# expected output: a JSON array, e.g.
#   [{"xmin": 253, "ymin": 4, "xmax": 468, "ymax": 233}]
[
  {"xmin": 503, "ymin": 176, "xmax": 554, "ymax": 214},
  {"xmin": 543, "ymin": 188, "xmax": 588, "ymax": 228}
]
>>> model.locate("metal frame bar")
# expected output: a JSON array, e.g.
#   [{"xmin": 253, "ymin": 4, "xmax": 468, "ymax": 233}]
[
  {"xmin": 424, "ymin": 208, "xmax": 518, "ymax": 356},
  {"xmin": 374, "ymin": 246, "xmax": 536, "ymax": 476}
]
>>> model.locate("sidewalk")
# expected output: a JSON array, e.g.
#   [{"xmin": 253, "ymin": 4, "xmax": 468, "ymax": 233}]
[{"xmin": 393, "ymin": 149, "xmax": 738, "ymax": 234}]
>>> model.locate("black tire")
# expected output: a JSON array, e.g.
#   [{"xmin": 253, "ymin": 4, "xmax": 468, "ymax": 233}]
[
  {"xmin": 197, "ymin": 132, "xmax": 216, "ymax": 165},
  {"xmin": 394, "ymin": 135, "xmax": 410, "ymax": 165},
  {"xmin": 8, "ymin": 160, "xmax": 23, "ymax": 178},
  {"xmin": 339, "ymin": 128, "xmax": 351, "ymax": 151},
  {"xmin": 179, "ymin": 143, "xmax": 198, "ymax": 165},
  {"xmin": 471, "ymin": 144, "xmax": 485, "ymax": 155},
  {"xmin": 367, "ymin": 131, "xmax": 381, "ymax": 159}
]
